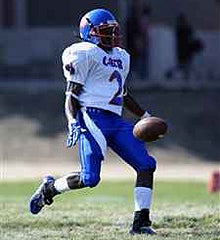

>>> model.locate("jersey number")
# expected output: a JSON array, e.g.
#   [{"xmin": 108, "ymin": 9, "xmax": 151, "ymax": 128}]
[{"xmin": 109, "ymin": 70, "xmax": 123, "ymax": 106}]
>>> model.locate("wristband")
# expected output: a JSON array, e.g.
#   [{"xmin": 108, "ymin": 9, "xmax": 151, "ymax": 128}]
[
  {"xmin": 68, "ymin": 119, "xmax": 77, "ymax": 126},
  {"xmin": 141, "ymin": 110, "xmax": 151, "ymax": 119}
]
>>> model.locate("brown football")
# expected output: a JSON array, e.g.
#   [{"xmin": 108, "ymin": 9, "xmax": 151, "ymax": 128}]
[{"xmin": 133, "ymin": 117, "xmax": 168, "ymax": 142}]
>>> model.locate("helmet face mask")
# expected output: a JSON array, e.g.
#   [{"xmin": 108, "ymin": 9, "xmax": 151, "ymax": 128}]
[
  {"xmin": 91, "ymin": 23, "xmax": 122, "ymax": 48},
  {"xmin": 79, "ymin": 9, "xmax": 122, "ymax": 49}
]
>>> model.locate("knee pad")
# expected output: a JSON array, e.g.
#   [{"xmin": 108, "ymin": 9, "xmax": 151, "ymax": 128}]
[
  {"xmin": 146, "ymin": 156, "xmax": 157, "ymax": 171},
  {"xmin": 81, "ymin": 172, "xmax": 100, "ymax": 188},
  {"xmin": 137, "ymin": 156, "xmax": 157, "ymax": 172}
]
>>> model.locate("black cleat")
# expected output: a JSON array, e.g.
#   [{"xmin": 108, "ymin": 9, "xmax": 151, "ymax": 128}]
[
  {"xmin": 29, "ymin": 176, "xmax": 59, "ymax": 214},
  {"xmin": 129, "ymin": 209, "xmax": 156, "ymax": 235}
]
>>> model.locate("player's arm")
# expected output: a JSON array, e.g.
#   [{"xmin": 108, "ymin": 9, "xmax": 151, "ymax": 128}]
[
  {"xmin": 65, "ymin": 81, "xmax": 83, "ymax": 122},
  {"xmin": 123, "ymin": 88, "xmax": 151, "ymax": 118},
  {"xmin": 62, "ymin": 46, "xmax": 89, "ymax": 148},
  {"xmin": 65, "ymin": 81, "xmax": 84, "ymax": 148}
]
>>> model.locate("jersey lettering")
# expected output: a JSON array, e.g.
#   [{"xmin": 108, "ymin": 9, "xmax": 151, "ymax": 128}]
[{"xmin": 103, "ymin": 56, "xmax": 123, "ymax": 69}]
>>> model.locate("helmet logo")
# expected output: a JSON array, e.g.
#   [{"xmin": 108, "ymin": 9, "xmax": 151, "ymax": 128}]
[{"xmin": 80, "ymin": 17, "xmax": 88, "ymax": 29}]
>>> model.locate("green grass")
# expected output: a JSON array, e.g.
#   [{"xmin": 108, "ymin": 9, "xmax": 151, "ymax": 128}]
[{"xmin": 0, "ymin": 180, "xmax": 219, "ymax": 240}]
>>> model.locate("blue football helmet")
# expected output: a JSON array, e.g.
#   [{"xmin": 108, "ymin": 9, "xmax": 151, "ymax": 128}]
[{"xmin": 79, "ymin": 9, "xmax": 121, "ymax": 48}]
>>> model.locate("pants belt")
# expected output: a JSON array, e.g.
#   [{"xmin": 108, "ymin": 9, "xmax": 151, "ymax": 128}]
[{"xmin": 85, "ymin": 107, "xmax": 110, "ymax": 114}]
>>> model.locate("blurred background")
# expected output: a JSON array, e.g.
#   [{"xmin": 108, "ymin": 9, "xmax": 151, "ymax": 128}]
[{"xmin": 0, "ymin": 0, "xmax": 219, "ymax": 180}]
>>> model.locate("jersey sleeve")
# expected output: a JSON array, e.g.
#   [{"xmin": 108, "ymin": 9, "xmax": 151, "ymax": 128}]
[{"xmin": 62, "ymin": 47, "xmax": 89, "ymax": 85}]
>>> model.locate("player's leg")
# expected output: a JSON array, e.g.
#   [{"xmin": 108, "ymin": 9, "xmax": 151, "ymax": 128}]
[
  {"xmin": 52, "ymin": 110, "xmax": 107, "ymax": 194},
  {"xmin": 29, "ymin": 117, "xmax": 105, "ymax": 214},
  {"xmin": 53, "ymin": 130, "xmax": 104, "ymax": 192},
  {"xmin": 109, "ymin": 119, "xmax": 156, "ymax": 234}
]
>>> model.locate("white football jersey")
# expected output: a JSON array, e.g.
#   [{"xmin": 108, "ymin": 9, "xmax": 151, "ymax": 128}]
[{"xmin": 62, "ymin": 42, "xmax": 130, "ymax": 115}]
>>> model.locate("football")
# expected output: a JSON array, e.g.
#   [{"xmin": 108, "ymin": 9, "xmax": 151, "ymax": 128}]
[{"xmin": 133, "ymin": 117, "xmax": 168, "ymax": 142}]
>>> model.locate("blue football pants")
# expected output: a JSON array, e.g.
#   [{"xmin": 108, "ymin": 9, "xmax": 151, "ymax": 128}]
[{"xmin": 77, "ymin": 108, "xmax": 156, "ymax": 187}]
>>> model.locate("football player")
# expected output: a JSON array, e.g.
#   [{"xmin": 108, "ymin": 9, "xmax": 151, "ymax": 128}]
[{"xmin": 29, "ymin": 9, "xmax": 157, "ymax": 235}]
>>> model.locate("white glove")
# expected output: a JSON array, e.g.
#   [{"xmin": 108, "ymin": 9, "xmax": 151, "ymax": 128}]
[{"xmin": 66, "ymin": 119, "xmax": 86, "ymax": 148}]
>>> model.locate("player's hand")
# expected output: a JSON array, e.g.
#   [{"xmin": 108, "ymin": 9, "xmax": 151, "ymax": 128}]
[
  {"xmin": 66, "ymin": 120, "xmax": 85, "ymax": 148},
  {"xmin": 141, "ymin": 110, "xmax": 152, "ymax": 119}
]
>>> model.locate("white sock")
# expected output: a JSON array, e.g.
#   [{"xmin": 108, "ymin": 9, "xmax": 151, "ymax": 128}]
[
  {"xmin": 54, "ymin": 175, "xmax": 71, "ymax": 193},
  {"xmin": 134, "ymin": 187, "xmax": 152, "ymax": 211}
]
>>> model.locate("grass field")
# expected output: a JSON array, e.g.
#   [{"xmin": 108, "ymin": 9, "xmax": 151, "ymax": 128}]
[{"xmin": 0, "ymin": 180, "xmax": 219, "ymax": 240}]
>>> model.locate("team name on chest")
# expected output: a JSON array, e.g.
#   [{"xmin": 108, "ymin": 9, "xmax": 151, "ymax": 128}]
[{"xmin": 102, "ymin": 56, "xmax": 123, "ymax": 70}]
